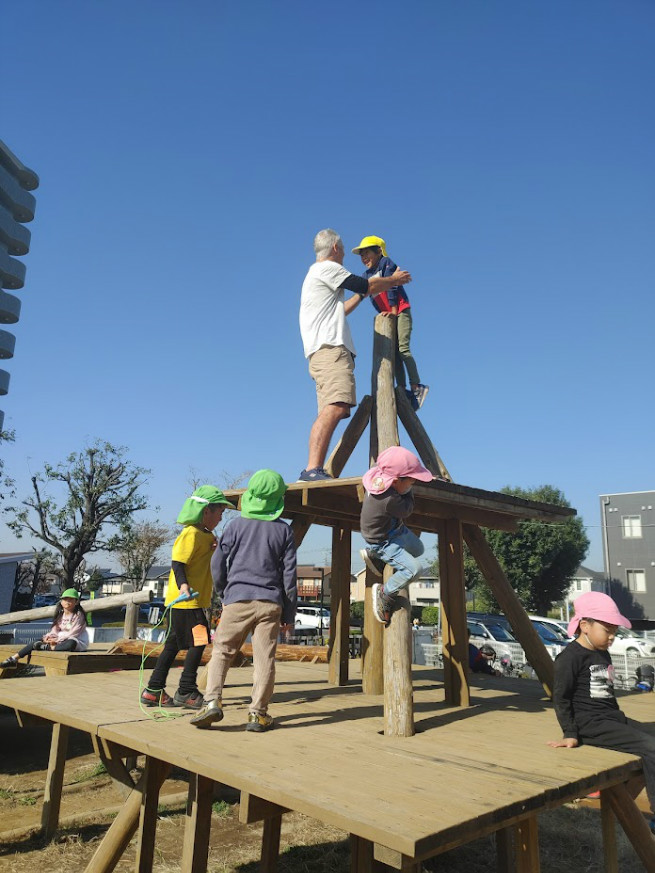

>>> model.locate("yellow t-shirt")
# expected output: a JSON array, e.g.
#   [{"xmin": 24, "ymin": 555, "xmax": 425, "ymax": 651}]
[{"xmin": 164, "ymin": 525, "xmax": 217, "ymax": 609}]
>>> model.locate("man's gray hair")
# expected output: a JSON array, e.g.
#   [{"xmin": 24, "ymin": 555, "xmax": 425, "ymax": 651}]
[{"xmin": 313, "ymin": 228, "xmax": 343, "ymax": 260}]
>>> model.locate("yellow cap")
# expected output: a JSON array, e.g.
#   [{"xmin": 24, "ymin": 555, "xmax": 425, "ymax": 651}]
[{"xmin": 352, "ymin": 235, "xmax": 387, "ymax": 257}]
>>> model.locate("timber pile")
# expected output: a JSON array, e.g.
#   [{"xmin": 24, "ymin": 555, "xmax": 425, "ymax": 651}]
[{"xmin": 108, "ymin": 638, "xmax": 328, "ymax": 664}]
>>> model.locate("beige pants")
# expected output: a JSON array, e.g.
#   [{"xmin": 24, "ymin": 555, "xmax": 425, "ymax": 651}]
[{"xmin": 205, "ymin": 600, "xmax": 282, "ymax": 715}]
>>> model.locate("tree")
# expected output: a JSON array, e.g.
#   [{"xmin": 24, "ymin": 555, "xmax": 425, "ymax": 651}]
[
  {"xmin": 7, "ymin": 441, "xmax": 150, "ymax": 587},
  {"xmin": 117, "ymin": 521, "xmax": 172, "ymax": 590},
  {"xmin": 465, "ymin": 485, "xmax": 589, "ymax": 615},
  {"xmin": 11, "ymin": 548, "xmax": 59, "ymax": 610},
  {"xmin": 421, "ymin": 606, "xmax": 440, "ymax": 626}
]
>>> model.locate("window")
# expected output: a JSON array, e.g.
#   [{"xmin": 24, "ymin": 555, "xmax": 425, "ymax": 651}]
[
  {"xmin": 622, "ymin": 515, "xmax": 642, "ymax": 538},
  {"xmin": 626, "ymin": 570, "xmax": 646, "ymax": 593}
]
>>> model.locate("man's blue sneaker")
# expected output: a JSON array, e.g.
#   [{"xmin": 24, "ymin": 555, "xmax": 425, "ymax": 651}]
[
  {"xmin": 298, "ymin": 467, "xmax": 332, "ymax": 482},
  {"xmin": 404, "ymin": 389, "xmax": 419, "ymax": 411},
  {"xmin": 412, "ymin": 384, "xmax": 429, "ymax": 409}
]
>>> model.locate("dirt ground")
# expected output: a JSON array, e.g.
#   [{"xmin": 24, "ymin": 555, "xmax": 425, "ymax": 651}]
[{"xmin": 0, "ymin": 707, "xmax": 649, "ymax": 873}]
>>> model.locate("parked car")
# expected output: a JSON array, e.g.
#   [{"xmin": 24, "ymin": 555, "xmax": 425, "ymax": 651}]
[
  {"xmin": 295, "ymin": 605, "xmax": 330, "ymax": 630},
  {"xmin": 466, "ymin": 618, "xmax": 525, "ymax": 667},
  {"xmin": 609, "ymin": 627, "xmax": 655, "ymax": 657},
  {"xmin": 33, "ymin": 594, "xmax": 60, "ymax": 608},
  {"xmin": 469, "ymin": 612, "xmax": 564, "ymax": 661}
]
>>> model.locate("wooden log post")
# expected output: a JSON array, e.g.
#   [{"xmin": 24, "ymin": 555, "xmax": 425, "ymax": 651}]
[
  {"xmin": 0, "ymin": 589, "xmax": 152, "ymax": 626},
  {"xmin": 462, "ymin": 524, "xmax": 554, "ymax": 698},
  {"xmin": 123, "ymin": 602, "xmax": 139, "ymax": 640},
  {"xmin": 438, "ymin": 518, "xmax": 470, "ymax": 707},
  {"xmin": 181, "ymin": 773, "xmax": 214, "ymax": 873},
  {"xmin": 605, "ymin": 782, "xmax": 655, "ymax": 870},
  {"xmin": 395, "ymin": 386, "xmax": 451, "ymax": 482},
  {"xmin": 328, "ymin": 527, "xmax": 352, "ymax": 686}
]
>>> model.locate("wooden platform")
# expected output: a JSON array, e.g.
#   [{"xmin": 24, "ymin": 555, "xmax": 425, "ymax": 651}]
[
  {"xmin": 0, "ymin": 663, "xmax": 653, "ymax": 871},
  {"xmin": 0, "ymin": 643, "xmax": 158, "ymax": 678}
]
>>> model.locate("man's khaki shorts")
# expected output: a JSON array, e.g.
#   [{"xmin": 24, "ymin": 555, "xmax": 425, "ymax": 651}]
[{"xmin": 308, "ymin": 345, "xmax": 356, "ymax": 415}]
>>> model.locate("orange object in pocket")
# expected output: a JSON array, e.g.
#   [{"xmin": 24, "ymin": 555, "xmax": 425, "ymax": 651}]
[{"xmin": 192, "ymin": 624, "xmax": 209, "ymax": 647}]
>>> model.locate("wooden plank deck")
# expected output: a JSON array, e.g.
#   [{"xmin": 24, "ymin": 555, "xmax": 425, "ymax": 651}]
[
  {"xmin": 0, "ymin": 663, "xmax": 651, "ymax": 870},
  {"xmin": 0, "ymin": 643, "xmax": 157, "ymax": 677}
]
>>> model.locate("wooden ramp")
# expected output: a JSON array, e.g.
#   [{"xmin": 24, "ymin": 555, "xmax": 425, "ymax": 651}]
[{"xmin": 0, "ymin": 664, "xmax": 653, "ymax": 871}]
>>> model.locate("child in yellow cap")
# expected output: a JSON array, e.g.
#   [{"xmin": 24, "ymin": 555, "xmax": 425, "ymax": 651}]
[
  {"xmin": 141, "ymin": 485, "xmax": 236, "ymax": 710},
  {"xmin": 352, "ymin": 234, "xmax": 428, "ymax": 409}
]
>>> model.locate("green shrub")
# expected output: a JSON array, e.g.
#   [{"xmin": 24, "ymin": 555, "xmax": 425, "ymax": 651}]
[{"xmin": 421, "ymin": 606, "xmax": 440, "ymax": 626}]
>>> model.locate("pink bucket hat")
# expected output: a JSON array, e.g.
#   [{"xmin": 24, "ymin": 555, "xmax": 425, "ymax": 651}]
[
  {"xmin": 567, "ymin": 591, "xmax": 631, "ymax": 637},
  {"xmin": 362, "ymin": 446, "xmax": 433, "ymax": 495}
]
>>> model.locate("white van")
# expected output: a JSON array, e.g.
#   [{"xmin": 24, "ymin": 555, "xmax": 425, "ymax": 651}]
[{"xmin": 295, "ymin": 605, "xmax": 330, "ymax": 630}]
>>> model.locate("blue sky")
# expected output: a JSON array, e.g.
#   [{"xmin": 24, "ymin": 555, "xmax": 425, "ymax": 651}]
[{"xmin": 1, "ymin": 0, "xmax": 653, "ymax": 574}]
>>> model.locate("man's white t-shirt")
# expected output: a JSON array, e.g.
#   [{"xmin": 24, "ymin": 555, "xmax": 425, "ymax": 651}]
[{"xmin": 299, "ymin": 260, "xmax": 356, "ymax": 359}]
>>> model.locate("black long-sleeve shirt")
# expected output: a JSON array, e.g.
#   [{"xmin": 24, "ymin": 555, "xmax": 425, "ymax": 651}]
[
  {"xmin": 360, "ymin": 489, "xmax": 415, "ymax": 544},
  {"xmin": 553, "ymin": 640, "xmax": 622, "ymax": 741}
]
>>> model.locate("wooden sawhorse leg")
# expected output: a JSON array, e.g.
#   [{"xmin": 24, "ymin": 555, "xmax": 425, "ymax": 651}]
[
  {"xmin": 84, "ymin": 758, "xmax": 171, "ymax": 873},
  {"xmin": 239, "ymin": 791, "xmax": 289, "ymax": 873},
  {"xmin": 42, "ymin": 722, "xmax": 70, "ymax": 840},
  {"xmin": 514, "ymin": 816, "xmax": 540, "ymax": 873}
]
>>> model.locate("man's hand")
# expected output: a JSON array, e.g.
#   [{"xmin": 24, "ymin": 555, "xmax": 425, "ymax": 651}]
[
  {"xmin": 391, "ymin": 268, "xmax": 411, "ymax": 285},
  {"xmin": 547, "ymin": 737, "xmax": 579, "ymax": 748}
]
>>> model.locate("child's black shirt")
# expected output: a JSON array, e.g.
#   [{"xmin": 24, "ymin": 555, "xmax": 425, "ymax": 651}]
[{"xmin": 553, "ymin": 640, "xmax": 622, "ymax": 741}]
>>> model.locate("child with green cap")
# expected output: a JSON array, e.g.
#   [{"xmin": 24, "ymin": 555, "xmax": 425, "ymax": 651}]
[
  {"xmin": 1, "ymin": 588, "xmax": 89, "ymax": 668},
  {"xmin": 141, "ymin": 485, "xmax": 236, "ymax": 709},
  {"xmin": 191, "ymin": 469, "xmax": 297, "ymax": 732}
]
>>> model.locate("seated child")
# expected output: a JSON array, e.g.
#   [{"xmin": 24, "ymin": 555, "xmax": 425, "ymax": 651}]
[
  {"xmin": 141, "ymin": 485, "xmax": 236, "ymax": 710},
  {"xmin": 1, "ymin": 588, "xmax": 89, "ymax": 667},
  {"xmin": 468, "ymin": 633, "xmax": 501, "ymax": 677},
  {"xmin": 352, "ymin": 234, "xmax": 429, "ymax": 409},
  {"xmin": 359, "ymin": 446, "xmax": 434, "ymax": 626},
  {"xmin": 548, "ymin": 591, "xmax": 655, "ymax": 833},
  {"xmin": 191, "ymin": 469, "xmax": 297, "ymax": 733}
]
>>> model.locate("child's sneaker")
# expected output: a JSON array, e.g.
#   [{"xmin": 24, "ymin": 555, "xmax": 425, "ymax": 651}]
[
  {"xmin": 190, "ymin": 699, "xmax": 224, "ymax": 728},
  {"xmin": 359, "ymin": 548, "xmax": 384, "ymax": 578},
  {"xmin": 298, "ymin": 467, "xmax": 332, "ymax": 482},
  {"xmin": 404, "ymin": 388, "xmax": 419, "ymax": 411},
  {"xmin": 412, "ymin": 384, "xmax": 429, "ymax": 409},
  {"xmin": 372, "ymin": 583, "xmax": 396, "ymax": 627},
  {"xmin": 246, "ymin": 712, "xmax": 274, "ymax": 732},
  {"xmin": 0, "ymin": 656, "xmax": 18, "ymax": 669},
  {"xmin": 140, "ymin": 688, "xmax": 178, "ymax": 708},
  {"xmin": 173, "ymin": 689, "xmax": 205, "ymax": 710}
]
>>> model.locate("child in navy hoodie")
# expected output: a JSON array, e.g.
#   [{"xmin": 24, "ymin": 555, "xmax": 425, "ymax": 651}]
[{"xmin": 191, "ymin": 469, "xmax": 297, "ymax": 733}]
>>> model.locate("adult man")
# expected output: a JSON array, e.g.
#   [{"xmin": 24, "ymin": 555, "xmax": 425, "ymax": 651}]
[{"xmin": 298, "ymin": 228, "xmax": 412, "ymax": 482}]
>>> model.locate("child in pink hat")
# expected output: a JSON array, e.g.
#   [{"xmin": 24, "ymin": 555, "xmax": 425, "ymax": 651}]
[
  {"xmin": 359, "ymin": 446, "xmax": 434, "ymax": 626},
  {"xmin": 548, "ymin": 591, "xmax": 655, "ymax": 833}
]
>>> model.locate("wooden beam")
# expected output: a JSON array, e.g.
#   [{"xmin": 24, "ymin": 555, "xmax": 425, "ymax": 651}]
[
  {"xmin": 324, "ymin": 394, "xmax": 372, "ymax": 478},
  {"xmin": 395, "ymin": 386, "xmax": 451, "ymax": 482},
  {"xmin": 181, "ymin": 773, "xmax": 214, "ymax": 873},
  {"xmin": 0, "ymin": 589, "xmax": 152, "ymax": 626},
  {"xmin": 328, "ymin": 527, "xmax": 352, "ymax": 686},
  {"xmin": 261, "ymin": 815, "xmax": 282, "ymax": 873},
  {"xmin": 463, "ymin": 524, "xmax": 554, "ymax": 697},
  {"xmin": 362, "ymin": 570, "xmax": 384, "ymax": 696},
  {"xmin": 439, "ymin": 518, "xmax": 470, "ymax": 707},
  {"xmin": 123, "ymin": 602, "xmax": 138, "ymax": 640},
  {"xmin": 514, "ymin": 815, "xmax": 540, "ymax": 873},
  {"xmin": 495, "ymin": 827, "xmax": 514, "ymax": 873},
  {"xmin": 239, "ymin": 792, "xmax": 289, "ymax": 824},
  {"xmin": 384, "ymin": 582, "xmax": 414, "ymax": 737},
  {"xmin": 371, "ymin": 314, "xmax": 399, "ymax": 451},
  {"xmin": 605, "ymin": 782, "xmax": 655, "ymax": 870},
  {"xmin": 41, "ymin": 722, "xmax": 69, "ymax": 840}
]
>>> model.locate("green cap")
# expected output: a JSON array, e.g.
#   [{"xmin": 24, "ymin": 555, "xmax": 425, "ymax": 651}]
[
  {"xmin": 241, "ymin": 469, "xmax": 287, "ymax": 521},
  {"xmin": 176, "ymin": 485, "xmax": 237, "ymax": 525},
  {"xmin": 61, "ymin": 588, "xmax": 80, "ymax": 599}
]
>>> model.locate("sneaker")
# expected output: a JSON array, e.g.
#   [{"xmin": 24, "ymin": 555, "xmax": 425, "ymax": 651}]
[
  {"xmin": 140, "ymin": 688, "xmax": 178, "ymax": 708},
  {"xmin": 586, "ymin": 790, "xmax": 601, "ymax": 799},
  {"xmin": 246, "ymin": 712, "xmax": 274, "ymax": 732},
  {"xmin": 174, "ymin": 689, "xmax": 205, "ymax": 710},
  {"xmin": 412, "ymin": 384, "xmax": 429, "ymax": 409},
  {"xmin": 0, "ymin": 656, "xmax": 18, "ymax": 669},
  {"xmin": 404, "ymin": 388, "xmax": 419, "ymax": 411},
  {"xmin": 372, "ymin": 583, "xmax": 396, "ymax": 627},
  {"xmin": 360, "ymin": 548, "xmax": 384, "ymax": 578},
  {"xmin": 298, "ymin": 467, "xmax": 333, "ymax": 482},
  {"xmin": 190, "ymin": 699, "xmax": 224, "ymax": 728}
]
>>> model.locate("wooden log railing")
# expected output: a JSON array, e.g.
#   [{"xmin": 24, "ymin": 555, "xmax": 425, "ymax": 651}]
[{"xmin": 0, "ymin": 590, "xmax": 153, "ymax": 626}]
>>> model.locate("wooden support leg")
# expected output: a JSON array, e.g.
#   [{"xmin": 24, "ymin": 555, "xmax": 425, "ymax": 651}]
[
  {"xmin": 328, "ymin": 527, "xmax": 352, "ymax": 686},
  {"xmin": 605, "ymin": 782, "xmax": 655, "ymax": 869},
  {"xmin": 438, "ymin": 518, "xmax": 470, "ymax": 707},
  {"xmin": 135, "ymin": 757, "xmax": 170, "ymax": 873},
  {"xmin": 495, "ymin": 826, "xmax": 514, "ymax": 873},
  {"xmin": 84, "ymin": 760, "xmax": 171, "ymax": 873},
  {"xmin": 41, "ymin": 722, "xmax": 69, "ymax": 840},
  {"xmin": 324, "ymin": 394, "xmax": 373, "ymax": 478},
  {"xmin": 600, "ymin": 791, "xmax": 618, "ymax": 873},
  {"xmin": 362, "ymin": 571, "xmax": 384, "ymax": 696},
  {"xmin": 463, "ymin": 523, "xmax": 554, "ymax": 698},
  {"xmin": 181, "ymin": 773, "xmax": 214, "ymax": 873},
  {"xmin": 395, "ymin": 386, "xmax": 451, "ymax": 481},
  {"xmin": 514, "ymin": 816, "xmax": 540, "ymax": 873},
  {"xmin": 261, "ymin": 815, "xmax": 282, "ymax": 873},
  {"xmin": 239, "ymin": 792, "xmax": 289, "ymax": 873}
]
